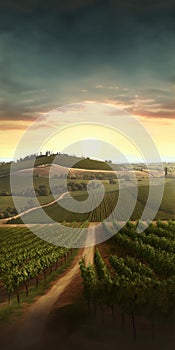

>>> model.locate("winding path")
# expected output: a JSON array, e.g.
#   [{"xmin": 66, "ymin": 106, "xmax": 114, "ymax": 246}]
[
  {"xmin": 10, "ymin": 226, "xmax": 96, "ymax": 350},
  {"xmin": 0, "ymin": 192, "xmax": 69, "ymax": 224}
]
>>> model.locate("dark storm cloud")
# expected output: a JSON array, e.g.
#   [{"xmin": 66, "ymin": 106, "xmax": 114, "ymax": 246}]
[{"xmin": 1, "ymin": 0, "xmax": 175, "ymax": 122}]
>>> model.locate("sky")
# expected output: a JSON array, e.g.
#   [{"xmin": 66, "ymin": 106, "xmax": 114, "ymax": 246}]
[{"xmin": 1, "ymin": 0, "xmax": 175, "ymax": 162}]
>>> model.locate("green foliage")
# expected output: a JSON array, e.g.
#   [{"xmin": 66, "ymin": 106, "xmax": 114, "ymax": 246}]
[
  {"xmin": 0, "ymin": 226, "xmax": 74, "ymax": 303},
  {"xmin": 80, "ymin": 220, "xmax": 175, "ymax": 323}
]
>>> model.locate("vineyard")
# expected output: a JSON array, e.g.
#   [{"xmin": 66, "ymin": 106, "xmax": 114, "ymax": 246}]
[
  {"xmin": 1, "ymin": 220, "xmax": 175, "ymax": 348},
  {"xmin": 80, "ymin": 220, "xmax": 175, "ymax": 341},
  {"xmin": 9, "ymin": 179, "xmax": 175, "ymax": 225},
  {"xmin": 0, "ymin": 225, "xmax": 84, "ymax": 305}
]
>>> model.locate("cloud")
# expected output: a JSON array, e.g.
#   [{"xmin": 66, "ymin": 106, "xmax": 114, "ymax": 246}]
[
  {"xmin": 95, "ymin": 84, "xmax": 104, "ymax": 89},
  {"xmin": 134, "ymin": 109, "xmax": 175, "ymax": 119},
  {"xmin": 95, "ymin": 85, "xmax": 129, "ymax": 92},
  {"xmin": 1, "ymin": 0, "xmax": 175, "ymax": 127},
  {"xmin": 55, "ymin": 104, "xmax": 87, "ymax": 113},
  {"xmin": 0, "ymin": 123, "xmax": 30, "ymax": 131},
  {"xmin": 107, "ymin": 85, "xmax": 119, "ymax": 90},
  {"xmin": 142, "ymin": 88, "xmax": 171, "ymax": 96},
  {"xmin": 0, "ymin": 97, "xmax": 49, "ymax": 122},
  {"xmin": 105, "ymin": 91, "xmax": 175, "ymax": 119}
]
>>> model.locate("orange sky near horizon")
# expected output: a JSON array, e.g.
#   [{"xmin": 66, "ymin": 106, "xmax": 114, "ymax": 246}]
[{"xmin": 1, "ymin": 107, "xmax": 175, "ymax": 163}]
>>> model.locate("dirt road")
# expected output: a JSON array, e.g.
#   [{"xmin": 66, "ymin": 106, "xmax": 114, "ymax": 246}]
[
  {"xmin": 0, "ymin": 191, "xmax": 69, "ymax": 224},
  {"xmin": 9, "ymin": 226, "xmax": 96, "ymax": 350}
]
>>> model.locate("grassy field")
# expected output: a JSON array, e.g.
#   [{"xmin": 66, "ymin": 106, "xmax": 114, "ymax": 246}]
[
  {"xmin": 1, "ymin": 155, "xmax": 175, "ymax": 221},
  {"xmin": 0, "ymin": 174, "xmax": 66, "ymax": 193},
  {"xmin": 9, "ymin": 178, "xmax": 175, "ymax": 224},
  {"xmin": 0, "ymin": 178, "xmax": 118, "ymax": 214},
  {"xmin": 0, "ymin": 195, "xmax": 54, "ymax": 212},
  {"xmin": 0, "ymin": 176, "xmax": 136, "ymax": 215},
  {"xmin": 0, "ymin": 154, "xmax": 122, "ymax": 177},
  {"xmin": 2, "ymin": 154, "xmax": 174, "ymax": 177}
]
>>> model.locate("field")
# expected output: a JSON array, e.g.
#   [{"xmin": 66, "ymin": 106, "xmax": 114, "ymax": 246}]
[
  {"xmin": 9, "ymin": 178, "xmax": 175, "ymax": 224},
  {"xmin": 0, "ymin": 154, "xmax": 122, "ymax": 178},
  {"xmin": 0, "ymin": 225, "xmax": 84, "ymax": 308},
  {"xmin": 0, "ymin": 195, "xmax": 54, "ymax": 212},
  {"xmin": 1, "ymin": 222, "xmax": 175, "ymax": 350},
  {"xmin": 1, "ymin": 157, "xmax": 175, "ymax": 349},
  {"xmin": 1, "ymin": 155, "xmax": 175, "ymax": 223},
  {"xmin": 78, "ymin": 220, "xmax": 175, "ymax": 347}
]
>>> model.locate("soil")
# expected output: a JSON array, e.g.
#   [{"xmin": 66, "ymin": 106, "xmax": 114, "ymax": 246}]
[
  {"xmin": 0, "ymin": 223, "xmax": 174, "ymax": 350},
  {"xmin": 0, "ymin": 229, "xmax": 95, "ymax": 350}
]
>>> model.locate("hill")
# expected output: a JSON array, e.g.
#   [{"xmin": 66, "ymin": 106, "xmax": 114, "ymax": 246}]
[{"xmin": 0, "ymin": 154, "xmax": 122, "ymax": 178}]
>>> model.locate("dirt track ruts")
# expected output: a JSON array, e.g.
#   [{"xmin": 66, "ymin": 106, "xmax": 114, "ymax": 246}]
[{"xmin": 9, "ymin": 226, "xmax": 96, "ymax": 350}]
